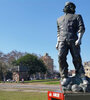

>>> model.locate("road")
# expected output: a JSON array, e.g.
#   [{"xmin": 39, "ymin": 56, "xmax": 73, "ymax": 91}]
[{"xmin": 0, "ymin": 83, "xmax": 60, "ymax": 92}]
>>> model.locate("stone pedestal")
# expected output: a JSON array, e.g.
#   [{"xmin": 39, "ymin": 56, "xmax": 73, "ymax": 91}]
[
  {"xmin": 61, "ymin": 75, "xmax": 90, "ymax": 92},
  {"xmin": 64, "ymin": 93, "xmax": 90, "ymax": 100}
]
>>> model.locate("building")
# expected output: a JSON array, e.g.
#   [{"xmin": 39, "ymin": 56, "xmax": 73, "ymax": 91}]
[
  {"xmin": 84, "ymin": 61, "xmax": 90, "ymax": 78},
  {"xmin": 13, "ymin": 66, "xmax": 29, "ymax": 82},
  {"xmin": 68, "ymin": 61, "xmax": 90, "ymax": 78},
  {"xmin": 41, "ymin": 53, "xmax": 54, "ymax": 74}
]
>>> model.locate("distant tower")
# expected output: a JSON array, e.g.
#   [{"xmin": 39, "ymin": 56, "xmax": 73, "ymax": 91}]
[{"xmin": 42, "ymin": 53, "xmax": 54, "ymax": 74}]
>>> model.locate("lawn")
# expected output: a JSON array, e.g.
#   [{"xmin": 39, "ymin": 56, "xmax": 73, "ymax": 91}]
[
  {"xmin": 1, "ymin": 79, "xmax": 60, "ymax": 85},
  {"xmin": 0, "ymin": 91, "xmax": 47, "ymax": 100},
  {"xmin": 23, "ymin": 79, "xmax": 60, "ymax": 85}
]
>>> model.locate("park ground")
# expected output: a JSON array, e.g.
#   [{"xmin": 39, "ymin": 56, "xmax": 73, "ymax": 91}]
[
  {"xmin": 0, "ymin": 79, "xmax": 60, "ymax": 100},
  {"xmin": 0, "ymin": 91, "xmax": 47, "ymax": 100}
]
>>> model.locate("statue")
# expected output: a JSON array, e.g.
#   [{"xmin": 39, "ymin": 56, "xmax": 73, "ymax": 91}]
[{"xmin": 56, "ymin": 2, "xmax": 90, "ymax": 92}]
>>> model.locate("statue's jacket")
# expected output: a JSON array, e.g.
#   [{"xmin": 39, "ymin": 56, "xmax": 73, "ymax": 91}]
[{"xmin": 57, "ymin": 14, "xmax": 85, "ymax": 42}]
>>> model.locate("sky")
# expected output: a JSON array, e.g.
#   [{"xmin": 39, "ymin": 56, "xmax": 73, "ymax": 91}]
[{"xmin": 0, "ymin": 0, "xmax": 90, "ymax": 71}]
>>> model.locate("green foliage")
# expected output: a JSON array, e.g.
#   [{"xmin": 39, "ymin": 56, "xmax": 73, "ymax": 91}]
[{"xmin": 15, "ymin": 54, "xmax": 47, "ymax": 75}]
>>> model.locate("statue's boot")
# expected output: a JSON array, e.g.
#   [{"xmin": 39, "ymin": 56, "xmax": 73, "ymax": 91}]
[
  {"xmin": 82, "ymin": 76, "xmax": 88, "ymax": 85},
  {"xmin": 61, "ymin": 78, "xmax": 70, "ymax": 86}
]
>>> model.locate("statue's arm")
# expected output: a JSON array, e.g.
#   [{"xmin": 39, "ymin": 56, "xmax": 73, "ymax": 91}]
[
  {"xmin": 56, "ymin": 20, "xmax": 60, "ymax": 49},
  {"xmin": 75, "ymin": 15, "xmax": 85, "ymax": 46},
  {"xmin": 75, "ymin": 32, "xmax": 84, "ymax": 46}
]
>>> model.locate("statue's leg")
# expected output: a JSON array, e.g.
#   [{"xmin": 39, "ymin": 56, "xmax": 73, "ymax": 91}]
[
  {"xmin": 58, "ymin": 41, "xmax": 69, "ymax": 79},
  {"xmin": 70, "ymin": 42, "xmax": 85, "ymax": 77}
]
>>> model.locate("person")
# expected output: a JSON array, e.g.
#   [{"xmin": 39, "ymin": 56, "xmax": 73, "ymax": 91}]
[
  {"xmin": 21, "ymin": 78, "xmax": 24, "ymax": 83},
  {"xmin": 56, "ymin": 2, "xmax": 88, "ymax": 86}
]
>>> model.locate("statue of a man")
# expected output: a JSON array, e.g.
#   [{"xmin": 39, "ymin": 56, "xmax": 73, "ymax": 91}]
[{"xmin": 56, "ymin": 2, "xmax": 88, "ymax": 86}]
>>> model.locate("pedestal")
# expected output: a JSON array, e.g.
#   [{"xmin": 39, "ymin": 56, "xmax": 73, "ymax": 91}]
[{"xmin": 48, "ymin": 90, "xmax": 90, "ymax": 100}]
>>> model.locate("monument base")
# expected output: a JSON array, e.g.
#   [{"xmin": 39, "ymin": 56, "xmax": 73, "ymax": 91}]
[{"xmin": 48, "ymin": 90, "xmax": 90, "ymax": 100}]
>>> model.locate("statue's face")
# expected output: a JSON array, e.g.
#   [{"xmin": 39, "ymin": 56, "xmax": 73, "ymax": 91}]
[{"xmin": 63, "ymin": 2, "xmax": 76, "ymax": 14}]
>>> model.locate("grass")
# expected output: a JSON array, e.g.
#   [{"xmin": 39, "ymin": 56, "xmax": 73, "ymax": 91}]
[
  {"xmin": 0, "ymin": 91, "xmax": 47, "ymax": 100},
  {"xmin": 41, "ymin": 81, "xmax": 60, "ymax": 85},
  {"xmin": 23, "ymin": 79, "xmax": 60, "ymax": 85},
  {"xmin": 0, "ymin": 79, "xmax": 60, "ymax": 100},
  {"xmin": 0, "ymin": 79, "xmax": 60, "ymax": 85},
  {"xmin": 24, "ymin": 79, "xmax": 59, "ymax": 82}
]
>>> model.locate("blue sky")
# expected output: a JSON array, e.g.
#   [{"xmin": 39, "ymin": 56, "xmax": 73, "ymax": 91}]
[{"xmin": 0, "ymin": 0, "xmax": 90, "ymax": 71}]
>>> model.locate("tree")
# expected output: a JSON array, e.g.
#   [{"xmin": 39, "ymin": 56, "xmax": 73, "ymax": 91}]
[
  {"xmin": 0, "ymin": 50, "xmax": 26, "ymax": 81},
  {"xmin": 6, "ymin": 50, "xmax": 26, "ymax": 64},
  {"xmin": 14, "ymin": 54, "xmax": 47, "ymax": 77},
  {"xmin": 0, "ymin": 62, "xmax": 2, "ymax": 81},
  {"xmin": 0, "ymin": 62, "xmax": 8, "ymax": 81}
]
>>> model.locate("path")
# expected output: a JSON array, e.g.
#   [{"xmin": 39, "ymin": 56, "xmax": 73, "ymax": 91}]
[{"xmin": 0, "ymin": 83, "xmax": 60, "ymax": 93}]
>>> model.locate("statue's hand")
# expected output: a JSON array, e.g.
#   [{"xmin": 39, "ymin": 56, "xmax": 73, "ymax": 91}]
[
  {"xmin": 75, "ymin": 39, "xmax": 81, "ymax": 46},
  {"xmin": 56, "ymin": 43, "xmax": 59, "ymax": 50}
]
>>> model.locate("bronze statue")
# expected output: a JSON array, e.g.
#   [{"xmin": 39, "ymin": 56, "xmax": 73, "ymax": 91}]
[{"xmin": 56, "ymin": 2, "xmax": 88, "ymax": 87}]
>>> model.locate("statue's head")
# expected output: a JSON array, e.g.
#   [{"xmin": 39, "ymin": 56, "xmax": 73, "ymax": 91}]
[{"xmin": 63, "ymin": 2, "xmax": 76, "ymax": 14}]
